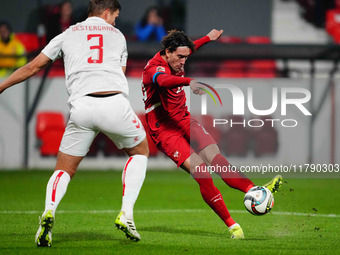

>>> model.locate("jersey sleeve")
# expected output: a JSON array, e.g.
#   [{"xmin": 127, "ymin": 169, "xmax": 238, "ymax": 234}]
[
  {"xmin": 145, "ymin": 65, "xmax": 191, "ymax": 88},
  {"xmin": 193, "ymin": 36, "xmax": 210, "ymax": 52},
  {"xmin": 41, "ymin": 32, "xmax": 64, "ymax": 61},
  {"xmin": 155, "ymin": 73, "xmax": 191, "ymax": 88}
]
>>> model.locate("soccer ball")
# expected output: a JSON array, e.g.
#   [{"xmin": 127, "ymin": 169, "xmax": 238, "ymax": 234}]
[{"xmin": 244, "ymin": 186, "xmax": 274, "ymax": 215}]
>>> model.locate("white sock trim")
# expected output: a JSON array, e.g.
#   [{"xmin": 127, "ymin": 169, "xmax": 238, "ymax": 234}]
[{"xmin": 228, "ymin": 223, "xmax": 240, "ymax": 231}]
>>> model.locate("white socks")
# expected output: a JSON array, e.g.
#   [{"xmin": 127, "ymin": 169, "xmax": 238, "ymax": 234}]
[
  {"xmin": 121, "ymin": 155, "xmax": 148, "ymax": 220},
  {"xmin": 44, "ymin": 170, "xmax": 71, "ymax": 217},
  {"xmin": 42, "ymin": 155, "xmax": 147, "ymax": 220}
]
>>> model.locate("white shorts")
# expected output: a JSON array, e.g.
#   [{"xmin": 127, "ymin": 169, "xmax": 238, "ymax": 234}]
[{"xmin": 59, "ymin": 94, "xmax": 146, "ymax": 157}]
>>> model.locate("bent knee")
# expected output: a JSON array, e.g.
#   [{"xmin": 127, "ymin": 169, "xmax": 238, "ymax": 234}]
[{"xmin": 124, "ymin": 138, "xmax": 149, "ymax": 157}]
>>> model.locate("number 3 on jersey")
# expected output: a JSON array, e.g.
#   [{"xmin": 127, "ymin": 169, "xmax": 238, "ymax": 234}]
[{"xmin": 87, "ymin": 34, "xmax": 103, "ymax": 64}]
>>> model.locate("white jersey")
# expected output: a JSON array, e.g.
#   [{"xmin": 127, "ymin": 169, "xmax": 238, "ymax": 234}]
[{"xmin": 42, "ymin": 17, "xmax": 128, "ymax": 103}]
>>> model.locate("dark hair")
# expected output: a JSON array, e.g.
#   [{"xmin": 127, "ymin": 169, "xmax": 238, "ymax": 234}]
[
  {"xmin": 87, "ymin": 0, "xmax": 121, "ymax": 16},
  {"xmin": 0, "ymin": 20, "xmax": 12, "ymax": 34},
  {"xmin": 160, "ymin": 30, "xmax": 195, "ymax": 55},
  {"xmin": 141, "ymin": 6, "xmax": 162, "ymax": 27}
]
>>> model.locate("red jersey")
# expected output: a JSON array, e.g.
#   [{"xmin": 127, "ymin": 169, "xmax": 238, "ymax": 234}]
[
  {"xmin": 141, "ymin": 35, "xmax": 215, "ymax": 166},
  {"xmin": 141, "ymin": 36, "xmax": 210, "ymax": 123}
]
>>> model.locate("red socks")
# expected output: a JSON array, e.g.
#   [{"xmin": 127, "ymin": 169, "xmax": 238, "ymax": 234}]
[
  {"xmin": 194, "ymin": 163, "xmax": 235, "ymax": 227},
  {"xmin": 211, "ymin": 154, "xmax": 254, "ymax": 193},
  {"xmin": 192, "ymin": 154, "xmax": 254, "ymax": 228}
]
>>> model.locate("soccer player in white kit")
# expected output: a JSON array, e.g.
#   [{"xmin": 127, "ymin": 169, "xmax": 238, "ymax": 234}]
[{"xmin": 0, "ymin": 0, "xmax": 148, "ymax": 245}]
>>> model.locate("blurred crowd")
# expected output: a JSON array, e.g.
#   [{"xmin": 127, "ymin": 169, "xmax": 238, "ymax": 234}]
[{"xmin": 2, "ymin": 0, "xmax": 340, "ymax": 78}]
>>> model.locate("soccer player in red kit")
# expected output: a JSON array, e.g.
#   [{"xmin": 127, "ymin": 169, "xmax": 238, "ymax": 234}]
[{"xmin": 142, "ymin": 29, "xmax": 283, "ymax": 238}]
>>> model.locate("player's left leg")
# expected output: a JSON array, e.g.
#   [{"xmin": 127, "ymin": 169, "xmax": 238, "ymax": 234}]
[
  {"xmin": 199, "ymin": 144, "xmax": 254, "ymax": 193},
  {"xmin": 190, "ymin": 118, "xmax": 253, "ymax": 193},
  {"xmin": 264, "ymin": 175, "xmax": 283, "ymax": 194},
  {"xmin": 99, "ymin": 95, "xmax": 148, "ymax": 241},
  {"xmin": 114, "ymin": 138, "xmax": 149, "ymax": 241},
  {"xmin": 36, "ymin": 96, "xmax": 96, "ymax": 247}
]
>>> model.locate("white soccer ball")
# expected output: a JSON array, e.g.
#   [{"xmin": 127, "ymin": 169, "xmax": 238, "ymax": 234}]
[{"xmin": 244, "ymin": 186, "xmax": 274, "ymax": 215}]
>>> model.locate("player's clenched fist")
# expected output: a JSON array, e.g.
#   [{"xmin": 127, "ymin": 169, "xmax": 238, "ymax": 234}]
[{"xmin": 189, "ymin": 80, "xmax": 206, "ymax": 95}]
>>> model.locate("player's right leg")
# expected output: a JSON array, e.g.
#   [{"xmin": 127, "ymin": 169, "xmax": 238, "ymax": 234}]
[
  {"xmin": 114, "ymin": 138, "xmax": 149, "ymax": 241},
  {"xmin": 264, "ymin": 175, "xmax": 283, "ymax": 194},
  {"xmin": 199, "ymin": 144, "xmax": 254, "ymax": 193},
  {"xmin": 36, "ymin": 152, "xmax": 84, "ymax": 247},
  {"xmin": 190, "ymin": 118, "xmax": 254, "ymax": 193},
  {"xmin": 36, "ymin": 97, "xmax": 96, "ymax": 247}
]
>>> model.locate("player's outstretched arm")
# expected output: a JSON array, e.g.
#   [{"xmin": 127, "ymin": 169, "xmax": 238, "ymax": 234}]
[
  {"xmin": 193, "ymin": 29, "xmax": 223, "ymax": 52},
  {"xmin": 206, "ymin": 29, "xmax": 223, "ymax": 41},
  {"xmin": 155, "ymin": 72, "xmax": 191, "ymax": 88},
  {"xmin": 0, "ymin": 53, "xmax": 52, "ymax": 94}
]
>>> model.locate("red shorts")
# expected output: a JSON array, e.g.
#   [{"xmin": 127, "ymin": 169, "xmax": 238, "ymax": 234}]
[{"xmin": 146, "ymin": 111, "xmax": 216, "ymax": 167}]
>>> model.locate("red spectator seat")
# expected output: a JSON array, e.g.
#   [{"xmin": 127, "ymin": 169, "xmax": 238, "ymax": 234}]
[
  {"xmin": 247, "ymin": 60, "xmax": 277, "ymax": 78},
  {"xmin": 189, "ymin": 61, "xmax": 217, "ymax": 77},
  {"xmin": 245, "ymin": 36, "xmax": 277, "ymax": 78},
  {"xmin": 36, "ymin": 112, "xmax": 65, "ymax": 156},
  {"xmin": 216, "ymin": 60, "xmax": 247, "ymax": 78},
  {"xmin": 15, "ymin": 33, "xmax": 40, "ymax": 53},
  {"xmin": 219, "ymin": 36, "xmax": 243, "ymax": 44},
  {"xmin": 216, "ymin": 36, "xmax": 247, "ymax": 78},
  {"xmin": 245, "ymin": 36, "xmax": 271, "ymax": 44}
]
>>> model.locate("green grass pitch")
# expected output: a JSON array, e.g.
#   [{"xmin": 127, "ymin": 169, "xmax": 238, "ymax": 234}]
[{"xmin": 0, "ymin": 170, "xmax": 339, "ymax": 255}]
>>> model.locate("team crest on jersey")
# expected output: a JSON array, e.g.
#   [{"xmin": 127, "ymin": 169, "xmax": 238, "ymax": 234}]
[
  {"xmin": 156, "ymin": 66, "xmax": 166, "ymax": 72},
  {"xmin": 173, "ymin": 150, "xmax": 181, "ymax": 160}
]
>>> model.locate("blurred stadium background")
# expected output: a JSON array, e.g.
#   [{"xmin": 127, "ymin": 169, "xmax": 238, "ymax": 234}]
[{"xmin": 0, "ymin": 0, "xmax": 339, "ymax": 171}]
